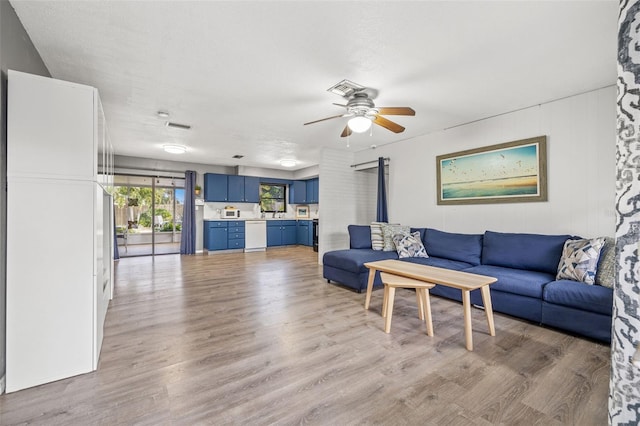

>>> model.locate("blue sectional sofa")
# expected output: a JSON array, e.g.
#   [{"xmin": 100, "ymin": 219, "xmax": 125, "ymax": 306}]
[{"xmin": 322, "ymin": 226, "xmax": 613, "ymax": 343}]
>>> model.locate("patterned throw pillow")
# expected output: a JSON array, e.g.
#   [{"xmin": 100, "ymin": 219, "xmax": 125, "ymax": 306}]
[
  {"xmin": 556, "ymin": 238, "xmax": 606, "ymax": 285},
  {"xmin": 370, "ymin": 222, "xmax": 386, "ymax": 251},
  {"xmin": 595, "ymin": 237, "xmax": 615, "ymax": 288},
  {"xmin": 381, "ymin": 223, "xmax": 410, "ymax": 251},
  {"xmin": 393, "ymin": 231, "xmax": 429, "ymax": 259}
]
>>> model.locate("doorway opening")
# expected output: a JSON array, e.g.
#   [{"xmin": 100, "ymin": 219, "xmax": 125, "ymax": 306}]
[{"xmin": 113, "ymin": 174, "xmax": 185, "ymax": 257}]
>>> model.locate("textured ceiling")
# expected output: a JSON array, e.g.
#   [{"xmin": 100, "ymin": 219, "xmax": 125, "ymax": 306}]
[{"xmin": 9, "ymin": 1, "xmax": 617, "ymax": 171}]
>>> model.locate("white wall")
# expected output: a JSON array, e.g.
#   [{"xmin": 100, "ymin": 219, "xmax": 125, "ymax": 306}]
[
  {"xmin": 352, "ymin": 86, "xmax": 616, "ymax": 238},
  {"xmin": 318, "ymin": 148, "xmax": 357, "ymax": 258}
]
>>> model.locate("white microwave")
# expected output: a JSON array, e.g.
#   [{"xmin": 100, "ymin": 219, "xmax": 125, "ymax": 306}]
[{"xmin": 222, "ymin": 208, "xmax": 240, "ymax": 219}]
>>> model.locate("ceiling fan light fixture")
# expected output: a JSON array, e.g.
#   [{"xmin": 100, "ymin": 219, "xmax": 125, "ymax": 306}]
[
  {"xmin": 348, "ymin": 115, "xmax": 372, "ymax": 133},
  {"xmin": 280, "ymin": 159, "xmax": 297, "ymax": 167},
  {"xmin": 163, "ymin": 144, "xmax": 187, "ymax": 154}
]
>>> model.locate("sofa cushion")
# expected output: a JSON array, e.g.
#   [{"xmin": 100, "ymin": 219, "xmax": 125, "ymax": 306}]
[
  {"xmin": 402, "ymin": 256, "xmax": 474, "ymax": 271},
  {"xmin": 348, "ymin": 225, "xmax": 372, "ymax": 249},
  {"xmin": 322, "ymin": 249, "xmax": 398, "ymax": 274},
  {"xmin": 556, "ymin": 237, "xmax": 605, "ymax": 284},
  {"xmin": 423, "ymin": 228, "xmax": 483, "ymax": 266},
  {"xmin": 381, "ymin": 223, "xmax": 410, "ymax": 251},
  {"xmin": 393, "ymin": 231, "xmax": 428, "ymax": 258},
  {"xmin": 482, "ymin": 230, "xmax": 571, "ymax": 274},
  {"xmin": 543, "ymin": 279, "xmax": 613, "ymax": 315},
  {"xmin": 463, "ymin": 264, "xmax": 555, "ymax": 299},
  {"xmin": 595, "ymin": 237, "xmax": 615, "ymax": 288}
]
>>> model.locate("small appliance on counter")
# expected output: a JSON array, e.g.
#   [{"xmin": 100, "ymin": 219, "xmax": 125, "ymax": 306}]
[{"xmin": 222, "ymin": 208, "xmax": 241, "ymax": 219}]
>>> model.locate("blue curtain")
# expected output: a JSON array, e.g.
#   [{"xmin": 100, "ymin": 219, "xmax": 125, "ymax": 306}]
[
  {"xmin": 180, "ymin": 170, "xmax": 196, "ymax": 254},
  {"xmin": 376, "ymin": 157, "xmax": 388, "ymax": 222}
]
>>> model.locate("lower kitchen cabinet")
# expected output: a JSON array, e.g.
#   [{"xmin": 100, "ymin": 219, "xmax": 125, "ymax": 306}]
[
  {"xmin": 204, "ymin": 220, "xmax": 245, "ymax": 251},
  {"xmin": 267, "ymin": 220, "xmax": 297, "ymax": 247},
  {"xmin": 297, "ymin": 220, "xmax": 313, "ymax": 246}
]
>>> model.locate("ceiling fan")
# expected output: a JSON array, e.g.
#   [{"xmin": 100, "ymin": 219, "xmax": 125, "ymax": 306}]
[{"xmin": 304, "ymin": 79, "xmax": 415, "ymax": 137}]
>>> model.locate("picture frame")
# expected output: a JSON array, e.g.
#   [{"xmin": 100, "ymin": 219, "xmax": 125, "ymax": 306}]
[
  {"xmin": 296, "ymin": 205, "xmax": 310, "ymax": 218},
  {"xmin": 436, "ymin": 136, "xmax": 547, "ymax": 205}
]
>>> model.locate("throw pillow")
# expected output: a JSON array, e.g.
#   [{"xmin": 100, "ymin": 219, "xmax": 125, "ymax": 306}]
[
  {"xmin": 381, "ymin": 223, "xmax": 410, "ymax": 251},
  {"xmin": 393, "ymin": 231, "xmax": 429, "ymax": 259},
  {"xmin": 370, "ymin": 222, "xmax": 386, "ymax": 251},
  {"xmin": 556, "ymin": 237, "xmax": 606, "ymax": 285},
  {"xmin": 595, "ymin": 237, "xmax": 615, "ymax": 288}
]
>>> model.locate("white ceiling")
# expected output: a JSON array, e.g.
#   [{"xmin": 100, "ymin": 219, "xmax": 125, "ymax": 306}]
[{"xmin": 9, "ymin": 1, "xmax": 617, "ymax": 171}]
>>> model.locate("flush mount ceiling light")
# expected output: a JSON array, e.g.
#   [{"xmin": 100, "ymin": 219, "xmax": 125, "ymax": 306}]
[
  {"xmin": 163, "ymin": 144, "xmax": 187, "ymax": 154},
  {"xmin": 348, "ymin": 114, "xmax": 372, "ymax": 133},
  {"xmin": 280, "ymin": 159, "xmax": 297, "ymax": 167}
]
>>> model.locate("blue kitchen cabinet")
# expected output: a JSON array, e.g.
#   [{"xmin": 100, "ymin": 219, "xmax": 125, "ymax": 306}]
[
  {"xmin": 267, "ymin": 220, "xmax": 298, "ymax": 246},
  {"xmin": 227, "ymin": 221, "xmax": 245, "ymax": 249},
  {"xmin": 204, "ymin": 221, "xmax": 228, "ymax": 250},
  {"xmin": 204, "ymin": 220, "xmax": 245, "ymax": 250},
  {"xmin": 204, "ymin": 173, "xmax": 229, "ymax": 202},
  {"xmin": 306, "ymin": 178, "xmax": 319, "ymax": 204},
  {"xmin": 289, "ymin": 180, "xmax": 307, "ymax": 204},
  {"xmin": 282, "ymin": 221, "xmax": 297, "ymax": 245},
  {"xmin": 244, "ymin": 176, "xmax": 260, "ymax": 203},
  {"xmin": 227, "ymin": 175, "xmax": 245, "ymax": 202},
  {"xmin": 297, "ymin": 220, "xmax": 311, "ymax": 246},
  {"xmin": 205, "ymin": 173, "xmax": 260, "ymax": 203},
  {"xmin": 267, "ymin": 221, "xmax": 282, "ymax": 246}
]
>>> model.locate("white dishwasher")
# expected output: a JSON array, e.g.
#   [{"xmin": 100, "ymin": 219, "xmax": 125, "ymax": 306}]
[{"xmin": 245, "ymin": 220, "xmax": 267, "ymax": 252}]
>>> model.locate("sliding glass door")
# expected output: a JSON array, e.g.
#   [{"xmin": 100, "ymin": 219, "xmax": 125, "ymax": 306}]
[{"xmin": 113, "ymin": 175, "xmax": 185, "ymax": 257}]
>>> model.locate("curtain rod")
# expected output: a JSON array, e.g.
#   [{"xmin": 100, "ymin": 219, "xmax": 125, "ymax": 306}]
[{"xmin": 350, "ymin": 157, "xmax": 390, "ymax": 168}]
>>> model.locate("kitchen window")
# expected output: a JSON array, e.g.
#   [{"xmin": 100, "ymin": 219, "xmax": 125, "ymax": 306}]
[{"xmin": 260, "ymin": 183, "xmax": 286, "ymax": 213}]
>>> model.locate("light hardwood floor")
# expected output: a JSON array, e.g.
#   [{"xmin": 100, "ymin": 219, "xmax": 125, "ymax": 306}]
[{"xmin": 0, "ymin": 247, "xmax": 610, "ymax": 425}]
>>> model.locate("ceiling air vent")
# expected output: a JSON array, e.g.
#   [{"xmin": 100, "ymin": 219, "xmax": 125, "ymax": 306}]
[
  {"xmin": 232, "ymin": 155, "xmax": 244, "ymax": 159},
  {"xmin": 327, "ymin": 79, "xmax": 365, "ymax": 97},
  {"xmin": 165, "ymin": 121, "xmax": 191, "ymax": 130}
]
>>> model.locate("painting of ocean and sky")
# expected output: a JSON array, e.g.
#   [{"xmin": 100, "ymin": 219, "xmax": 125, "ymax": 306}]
[{"xmin": 437, "ymin": 137, "xmax": 546, "ymax": 204}]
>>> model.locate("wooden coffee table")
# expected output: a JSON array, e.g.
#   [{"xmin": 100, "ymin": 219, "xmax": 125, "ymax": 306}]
[{"xmin": 364, "ymin": 259, "xmax": 497, "ymax": 351}]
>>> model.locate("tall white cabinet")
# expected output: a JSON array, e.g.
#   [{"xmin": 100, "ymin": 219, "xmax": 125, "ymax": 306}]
[{"xmin": 6, "ymin": 70, "xmax": 113, "ymax": 392}]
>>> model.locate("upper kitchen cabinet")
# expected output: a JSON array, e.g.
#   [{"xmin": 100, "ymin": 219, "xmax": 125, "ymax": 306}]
[
  {"xmin": 227, "ymin": 175, "xmax": 245, "ymax": 202},
  {"xmin": 306, "ymin": 178, "xmax": 319, "ymax": 204},
  {"xmin": 244, "ymin": 176, "xmax": 260, "ymax": 203},
  {"xmin": 289, "ymin": 180, "xmax": 307, "ymax": 204},
  {"xmin": 204, "ymin": 173, "xmax": 228, "ymax": 201},
  {"xmin": 204, "ymin": 173, "xmax": 260, "ymax": 203},
  {"xmin": 289, "ymin": 178, "xmax": 319, "ymax": 204}
]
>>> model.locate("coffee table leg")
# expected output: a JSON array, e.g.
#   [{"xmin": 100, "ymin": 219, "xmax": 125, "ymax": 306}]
[
  {"xmin": 384, "ymin": 286, "xmax": 396, "ymax": 333},
  {"xmin": 481, "ymin": 285, "xmax": 496, "ymax": 336},
  {"xmin": 364, "ymin": 268, "xmax": 376, "ymax": 310},
  {"xmin": 422, "ymin": 289, "xmax": 434, "ymax": 337},
  {"xmin": 462, "ymin": 290, "xmax": 473, "ymax": 351}
]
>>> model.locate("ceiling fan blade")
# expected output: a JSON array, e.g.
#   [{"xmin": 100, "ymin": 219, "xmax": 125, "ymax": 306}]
[
  {"xmin": 340, "ymin": 125, "xmax": 352, "ymax": 138},
  {"xmin": 373, "ymin": 115, "xmax": 405, "ymax": 133},
  {"xmin": 303, "ymin": 114, "xmax": 345, "ymax": 126},
  {"xmin": 332, "ymin": 103, "xmax": 348, "ymax": 108},
  {"xmin": 377, "ymin": 107, "xmax": 415, "ymax": 116}
]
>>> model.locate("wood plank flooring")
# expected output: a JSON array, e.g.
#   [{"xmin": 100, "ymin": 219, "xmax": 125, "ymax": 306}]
[{"xmin": 0, "ymin": 247, "xmax": 611, "ymax": 425}]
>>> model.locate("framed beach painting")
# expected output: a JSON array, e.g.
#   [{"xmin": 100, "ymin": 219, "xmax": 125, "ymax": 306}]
[{"xmin": 436, "ymin": 136, "xmax": 547, "ymax": 205}]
